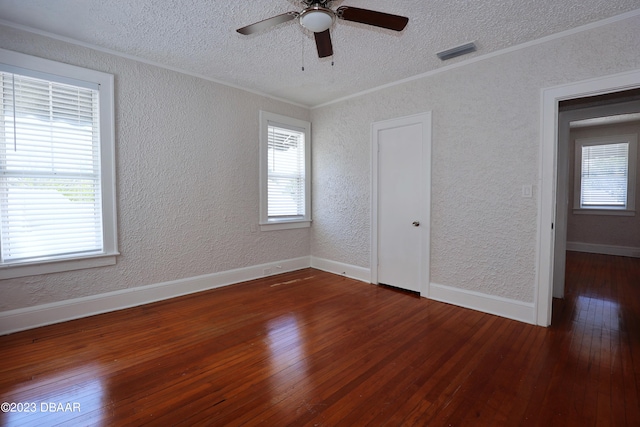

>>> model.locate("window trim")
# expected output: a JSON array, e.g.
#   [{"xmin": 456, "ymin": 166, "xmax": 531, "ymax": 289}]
[
  {"xmin": 573, "ymin": 133, "xmax": 637, "ymax": 216},
  {"xmin": 259, "ymin": 111, "xmax": 311, "ymax": 231},
  {"xmin": 0, "ymin": 49, "xmax": 118, "ymax": 279}
]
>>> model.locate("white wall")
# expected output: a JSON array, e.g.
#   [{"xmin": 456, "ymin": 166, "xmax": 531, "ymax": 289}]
[
  {"xmin": 2, "ymin": 12, "xmax": 640, "ymax": 329},
  {"xmin": 310, "ymin": 13, "xmax": 640, "ymax": 304},
  {"xmin": 0, "ymin": 25, "xmax": 311, "ymax": 312}
]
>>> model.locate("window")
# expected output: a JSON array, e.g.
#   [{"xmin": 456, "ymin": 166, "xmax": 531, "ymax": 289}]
[
  {"xmin": 0, "ymin": 49, "xmax": 117, "ymax": 279},
  {"xmin": 259, "ymin": 111, "xmax": 311, "ymax": 230},
  {"xmin": 573, "ymin": 134, "xmax": 637, "ymax": 215}
]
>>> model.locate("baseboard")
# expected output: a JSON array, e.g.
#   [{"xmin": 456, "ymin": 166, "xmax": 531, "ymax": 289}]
[
  {"xmin": 308, "ymin": 259, "xmax": 535, "ymax": 324},
  {"xmin": 0, "ymin": 256, "xmax": 311, "ymax": 335},
  {"xmin": 429, "ymin": 283, "xmax": 536, "ymax": 325},
  {"xmin": 566, "ymin": 242, "xmax": 640, "ymax": 258},
  {"xmin": 310, "ymin": 257, "xmax": 371, "ymax": 283},
  {"xmin": 1, "ymin": 257, "xmax": 543, "ymax": 334}
]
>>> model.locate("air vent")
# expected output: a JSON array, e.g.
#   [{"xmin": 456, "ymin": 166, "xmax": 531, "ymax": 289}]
[{"xmin": 436, "ymin": 42, "xmax": 477, "ymax": 61}]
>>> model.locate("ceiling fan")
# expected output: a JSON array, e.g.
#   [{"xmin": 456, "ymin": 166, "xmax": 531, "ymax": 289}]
[{"xmin": 236, "ymin": 1, "xmax": 409, "ymax": 58}]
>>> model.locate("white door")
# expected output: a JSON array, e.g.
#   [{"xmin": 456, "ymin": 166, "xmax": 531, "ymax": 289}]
[{"xmin": 372, "ymin": 113, "xmax": 431, "ymax": 294}]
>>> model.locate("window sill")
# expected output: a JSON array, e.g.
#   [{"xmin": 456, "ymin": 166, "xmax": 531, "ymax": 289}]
[
  {"xmin": 0, "ymin": 253, "xmax": 118, "ymax": 280},
  {"xmin": 572, "ymin": 208, "xmax": 635, "ymax": 217},
  {"xmin": 259, "ymin": 220, "xmax": 311, "ymax": 232}
]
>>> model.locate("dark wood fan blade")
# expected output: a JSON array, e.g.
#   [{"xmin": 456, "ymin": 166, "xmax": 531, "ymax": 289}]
[
  {"xmin": 336, "ymin": 6, "xmax": 408, "ymax": 31},
  {"xmin": 314, "ymin": 29, "xmax": 333, "ymax": 58},
  {"xmin": 236, "ymin": 12, "xmax": 299, "ymax": 35}
]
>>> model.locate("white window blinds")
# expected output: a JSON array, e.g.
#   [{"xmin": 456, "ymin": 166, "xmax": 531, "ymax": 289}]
[
  {"xmin": 580, "ymin": 142, "xmax": 629, "ymax": 208},
  {"xmin": 267, "ymin": 124, "xmax": 306, "ymax": 219},
  {"xmin": 0, "ymin": 70, "xmax": 104, "ymax": 264}
]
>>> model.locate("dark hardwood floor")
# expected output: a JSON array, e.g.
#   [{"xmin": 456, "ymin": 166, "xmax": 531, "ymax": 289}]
[{"xmin": 0, "ymin": 251, "xmax": 639, "ymax": 426}]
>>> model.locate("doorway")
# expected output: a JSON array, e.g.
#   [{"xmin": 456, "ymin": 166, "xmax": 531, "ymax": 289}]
[
  {"xmin": 553, "ymin": 93, "xmax": 640, "ymax": 301},
  {"xmin": 537, "ymin": 69, "xmax": 640, "ymax": 326},
  {"xmin": 371, "ymin": 112, "xmax": 431, "ymax": 296}
]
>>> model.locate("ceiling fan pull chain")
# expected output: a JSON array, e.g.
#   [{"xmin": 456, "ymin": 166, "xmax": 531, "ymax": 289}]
[{"xmin": 301, "ymin": 28, "xmax": 305, "ymax": 71}]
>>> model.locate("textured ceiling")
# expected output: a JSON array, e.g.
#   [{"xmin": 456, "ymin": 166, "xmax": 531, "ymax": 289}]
[{"xmin": 0, "ymin": 0, "xmax": 638, "ymax": 107}]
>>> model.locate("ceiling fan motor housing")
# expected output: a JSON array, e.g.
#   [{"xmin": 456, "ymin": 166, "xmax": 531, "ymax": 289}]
[{"xmin": 301, "ymin": 0, "xmax": 332, "ymax": 6}]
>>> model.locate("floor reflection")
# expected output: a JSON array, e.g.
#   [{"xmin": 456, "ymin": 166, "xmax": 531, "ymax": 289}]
[
  {"xmin": 573, "ymin": 294, "xmax": 621, "ymax": 331},
  {"xmin": 0, "ymin": 366, "xmax": 105, "ymax": 427},
  {"xmin": 266, "ymin": 315, "xmax": 311, "ymax": 401}
]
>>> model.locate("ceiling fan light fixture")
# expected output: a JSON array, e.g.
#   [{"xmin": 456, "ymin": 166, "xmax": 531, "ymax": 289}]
[{"xmin": 299, "ymin": 7, "xmax": 335, "ymax": 33}]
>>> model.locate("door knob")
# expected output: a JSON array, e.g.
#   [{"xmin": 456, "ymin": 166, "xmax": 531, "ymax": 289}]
[{"xmin": 412, "ymin": 221, "xmax": 420, "ymax": 227}]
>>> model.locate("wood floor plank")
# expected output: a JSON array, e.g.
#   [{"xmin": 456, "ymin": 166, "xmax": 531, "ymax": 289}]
[{"xmin": 1, "ymin": 253, "xmax": 639, "ymax": 426}]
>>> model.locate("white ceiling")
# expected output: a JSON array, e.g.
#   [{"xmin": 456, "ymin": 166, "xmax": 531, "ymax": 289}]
[{"xmin": 0, "ymin": 0, "xmax": 638, "ymax": 107}]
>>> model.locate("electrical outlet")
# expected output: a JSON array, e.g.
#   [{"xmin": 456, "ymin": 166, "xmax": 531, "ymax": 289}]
[{"xmin": 522, "ymin": 185, "xmax": 533, "ymax": 198}]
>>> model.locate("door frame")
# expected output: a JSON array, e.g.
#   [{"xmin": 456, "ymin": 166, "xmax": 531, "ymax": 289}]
[
  {"xmin": 371, "ymin": 112, "xmax": 432, "ymax": 297},
  {"xmin": 536, "ymin": 69, "xmax": 640, "ymax": 326}
]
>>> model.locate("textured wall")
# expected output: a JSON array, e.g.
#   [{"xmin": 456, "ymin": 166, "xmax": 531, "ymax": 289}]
[
  {"xmin": 0, "ymin": 25, "xmax": 310, "ymax": 311},
  {"xmin": 2, "ymin": 13, "xmax": 640, "ymax": 313},
  {"xmin": 310, "ymin": 14, "xmax": 640, "ymax": 303},
  {"xmin": 567, "ymin": 120, "xmax": 640, "ymax": 247}
]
